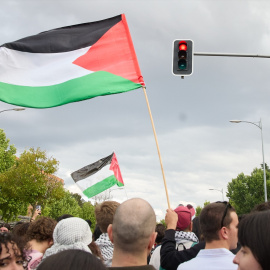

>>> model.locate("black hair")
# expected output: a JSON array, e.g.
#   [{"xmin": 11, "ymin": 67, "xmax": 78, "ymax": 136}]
[
  {"xmin": 155, "ymin": 223, "xmax": 166, "ymax": 244},
  {"xmin": 0, "ymin": 232, "xmax": 28, "ymax": 269},
  {"xmin": 192, "ymin": 216, "xmax": 202, "ymax": 241},
  {"xmin": 92, "ymin": 224, "xmax": 102, "ymax": 241},
  {"xmin": 37, "ymin": 249, "xmax": 107, "ymax": 270},
  {"xmin": 56, "ymin": 214, "xmax": 74, "ymax": 222},
  {"xmin": 238, "ymin": 210, "xmax": 270, "ymax": 270},
  {"xmin": 0, "ymin": 223, "xmax": 11, "ymax": 231},
  {"xmin": 85, "ymin": 219, "xmax": 92, "ymax": 228}
]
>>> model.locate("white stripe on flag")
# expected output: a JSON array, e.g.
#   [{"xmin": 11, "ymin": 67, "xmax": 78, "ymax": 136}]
[
  {"xmin": 76, "ymin": 164, "xmax": 114, "ymax": 191},
  {"xmin": 0, "ymin": 46, "xmax": 92, "ymax": 86}
]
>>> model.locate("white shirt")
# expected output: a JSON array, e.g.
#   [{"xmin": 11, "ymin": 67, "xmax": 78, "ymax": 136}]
[{"xmin": 177, "ymin": 248, "xmax": 237, "ymax": 270}]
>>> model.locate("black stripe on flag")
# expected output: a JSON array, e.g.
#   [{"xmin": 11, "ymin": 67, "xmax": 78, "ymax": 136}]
[
  {"xmin": 71, "ymin": 153, "xmax": 114, "ymax": 182},
  {"xmin": 1, "ymin": 15, "xmax": 121, "ymax": 53}
]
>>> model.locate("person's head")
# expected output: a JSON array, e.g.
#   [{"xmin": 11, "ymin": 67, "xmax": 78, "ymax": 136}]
[
  {"xmin": 108, "ymin": 198, "xmax": 156, "ymax": 256},
  {"xmin": 233, "ymin": 210, "xmax": 270, "ymax": 270},
  {"xmin": 43, "ymin": 217, "xmax": 92, "ymax": 260},
  {"xmin": 155, "ymin": 224, "xmax": 166, "ymax": 244},
  {"xmin": 192, "ymin": 216, "xmax": 202, "ymax": 241},
  {"xmin": 12, "ymin": 222, "xmax": 30, "ymax": 248},
  {"xmin": 26, "ymin": 217, "xmax": 56, "ymax": 246},
  {"xmin": 174, "ymin": 206, "xmax": 192, "ymax": 232},
  {"xmin": 95, "ymin": 201, "xmax": 120, "ymax": 233},
  {"xmin": 0, "ymin": 223, "xmax": 11, "ymax": 233},
  {"xmin": 85, "ymin": 219, "xmax": 92, "ymax": 228},
  {"xmin": 199, "ymin": 201, "xmax": 238, "ymax": 249},
  {"xmin": 92, "ymin": 225, "xmax": 102, "ymax": 241},
  {"xmin": 0, "ymin": 232, "xmax": 27, "ymax": 270},
  {"xmin": 37, "ymin": 249, "xmax": 107, "ymax": 270},
  {"xmin": 56, "ymin": 214, "xmax": 74, "ymax": 223},
  {"xmin": 252, "ymin": 201, "xmax": 270, "ymax": 212}
]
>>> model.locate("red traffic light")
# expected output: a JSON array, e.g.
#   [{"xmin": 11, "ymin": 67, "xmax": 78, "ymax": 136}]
[
  {"xmin": 178, "ymin": 41, "xmax": 187, "ymax": 51},
  {"xmin": 172, "ymin": 39, "xmax": 193, "ymax": 76}
]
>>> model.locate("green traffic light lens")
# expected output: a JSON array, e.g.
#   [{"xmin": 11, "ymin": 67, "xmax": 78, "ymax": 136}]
[{"xmin": 178, "ymin": 60, "xmax": 187, "ymax": 70}]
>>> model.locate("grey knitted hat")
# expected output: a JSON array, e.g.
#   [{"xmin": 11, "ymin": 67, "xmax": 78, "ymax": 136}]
[{"xmin": 43, "ymin": 217, "xmax": 92, "ymax": 259}]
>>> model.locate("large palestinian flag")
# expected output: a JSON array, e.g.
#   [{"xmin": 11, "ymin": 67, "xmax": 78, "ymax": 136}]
[
  {"xmin": 71, "ymin": 152, "xmax": 124, "ymax": 198},
  {"xmin": 0, "ymin": 14, "xmax": 144, "ymax": 108}
]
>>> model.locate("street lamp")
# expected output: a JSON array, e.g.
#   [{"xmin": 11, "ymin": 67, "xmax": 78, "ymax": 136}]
[
  {"xmin": 230, "ymin": 119, "xmax": 267, "ymax": 202},
  {"xmin": 209, "ymin": 188, "xmax": 224, "ymax": 201},
  {"xmin": 0, "ymin": 108, "xmax": 25, "ymax": 113}
]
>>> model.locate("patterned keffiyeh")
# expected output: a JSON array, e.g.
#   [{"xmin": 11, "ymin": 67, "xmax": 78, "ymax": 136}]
[
  {"xmin": 175, "ymin": 231, "xmax": 199, "ymax": 244},
  {"xmin": 95, "ymin": 233, "xmax": 114, "ymax": 266},
  {"xmin": 42, "ymin": 217, "xmax": 92, "ymax": 260}
]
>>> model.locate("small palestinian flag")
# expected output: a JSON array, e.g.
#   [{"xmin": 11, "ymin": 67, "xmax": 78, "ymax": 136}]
[
  {"xmin": 71, "ymin": 152, "xmax": 124, "ymax": 198},
  {"xmin": 0, "ymin": 14, "xmax": 144, "ymax": 108}
]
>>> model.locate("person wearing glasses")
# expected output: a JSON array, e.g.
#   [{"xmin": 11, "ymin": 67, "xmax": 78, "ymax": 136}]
[
  {"xmin": 177, "ymin": 202, "xmax": 238, "ymax": 269},
  {"xmin": 161, "ymin": 202, "xmax": 238, "ymax": 270}
]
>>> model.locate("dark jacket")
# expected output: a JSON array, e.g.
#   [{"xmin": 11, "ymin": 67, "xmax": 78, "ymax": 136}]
[{"xmin": 160, "ymin": 229, "xmax": 205, "ymax": 270}]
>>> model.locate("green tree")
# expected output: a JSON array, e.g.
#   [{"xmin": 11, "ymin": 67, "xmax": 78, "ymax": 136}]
[
  {"xmin": 195, "ymin": 206, "xmax": 202, "ymax": 216},
  {"xmin": 71, "ymin": 193, "xmax": 84, "ymax": 208},
  {"xmin": 227, "ymin": 166, "xmax": 270, "ymax": 215},
  {"xmin": 44, "ymin": 191, "xmax": 96, "ymax": 229},
  {"xmin": 0, "ymin": 147, "xmax": 64, "ymax": 221},
  {"xmin": 0, "ymin": 129, "xmax": 16, "ymax": 173},
  {"xmin": 45, "ymin": 190, "xmax": 82, "ymax": 219},
  {"xmin": 81, "ymin": 201, "xmax": 96, "ymax": 230}
]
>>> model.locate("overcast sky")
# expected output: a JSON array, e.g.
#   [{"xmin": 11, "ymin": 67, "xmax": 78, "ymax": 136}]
[{"xmin": 1, "ymin": 0, "xmax": 270, "ymax": 220}]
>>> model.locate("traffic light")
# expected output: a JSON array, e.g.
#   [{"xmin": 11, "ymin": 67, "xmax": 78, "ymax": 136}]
[{"xmin": 172, "ymin": 39, "xmax": 193, "ymax": 76}]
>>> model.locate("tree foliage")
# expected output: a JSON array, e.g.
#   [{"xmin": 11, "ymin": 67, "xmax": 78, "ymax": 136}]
[
  {"xmin": 227, "ymin": 165, "xmax": 270, "ymax": 215},
  {"xmin": 44, "ymin": 190, "xmax": 96, "ymax": 230},
  {"xmin": 0, "ymin": 147, "xmax": 65, "ymax": 221},
  {"xmin": 45, "ymin": 191, "xmax": 82, "ymax": 219},
  {"xmin": 0, "ymin": 129, "xmax": 16, "ymax": 173}
]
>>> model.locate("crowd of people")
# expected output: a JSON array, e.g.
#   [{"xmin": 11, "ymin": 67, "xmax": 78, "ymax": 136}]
[{"xmin": 0, "ymin": 199, "xmax": 269, "ymax": 270}]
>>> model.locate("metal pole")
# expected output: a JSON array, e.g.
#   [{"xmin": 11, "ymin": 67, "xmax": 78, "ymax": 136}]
[
  {"xmin": 230, "ymin": 119, "xmax": 268, "ymax": 202},
  {"xmin": 260, "ymin": 119, "xmax": 268, "ymax": 202},
  {"xmin": 194, "ymin": 52, "xmax": 270, "ymax": 58}
]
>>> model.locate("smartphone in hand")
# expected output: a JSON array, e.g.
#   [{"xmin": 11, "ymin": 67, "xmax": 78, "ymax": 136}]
[{"xmin": 36, "ymin": 205, "xmax": 42, "ymax": 215}]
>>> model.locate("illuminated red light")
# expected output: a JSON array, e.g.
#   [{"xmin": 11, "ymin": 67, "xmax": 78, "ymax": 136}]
[{"xmin": 179, "ymin": 41, "xmax": 187, "ymax": 51}]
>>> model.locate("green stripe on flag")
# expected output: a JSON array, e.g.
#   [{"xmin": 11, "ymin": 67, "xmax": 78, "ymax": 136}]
[
  {"xmin": 116, "ymin": 181, "xmax": 124, "ymax": 187},
  {"xmin": 82, "ymin": 175, "xmax": 118, "ymax": 198},
  {"xmin": 0, "ymin": 71, "xmax": 142, "ymax": 108}
]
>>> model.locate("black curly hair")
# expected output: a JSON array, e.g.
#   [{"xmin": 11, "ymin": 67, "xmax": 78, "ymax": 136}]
[{"xmin": 0, "ymin": 232, "xmax": 28, "ymax": 269}]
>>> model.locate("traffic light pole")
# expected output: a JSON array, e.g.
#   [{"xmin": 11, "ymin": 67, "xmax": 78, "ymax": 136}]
[{"xmin": 194, "ymin": 52, "xmax": 270, "ymax": 58}]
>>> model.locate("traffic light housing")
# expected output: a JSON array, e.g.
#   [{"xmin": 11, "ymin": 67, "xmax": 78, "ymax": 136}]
[{"xmin": 172, "ymin": 39, "xmax": 193, "ymax": 76}]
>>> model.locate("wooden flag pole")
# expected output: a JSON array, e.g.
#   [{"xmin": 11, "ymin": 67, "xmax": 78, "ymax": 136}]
[{"xmin": 142, "ymin": 86, "xmax": 171, "ymax": 209}]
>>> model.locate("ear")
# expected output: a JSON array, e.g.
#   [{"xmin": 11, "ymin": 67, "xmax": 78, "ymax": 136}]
[
  {"xmin": 220, "ymin": 226, "xmax": 229, "ymax": 240},
  {"xmin": 47, "ymin": 239, "xmax": 54, "ymax": 248},
  {"xmin": 107, "ymin": 224, "xmax": 114, "ymax": 243},
  {"xmin": 147, "ymin": 232, "xmax": 157, "ymax": 253}
]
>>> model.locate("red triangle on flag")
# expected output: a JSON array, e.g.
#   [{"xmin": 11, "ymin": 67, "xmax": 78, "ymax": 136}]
[{"xmin": 73, "ymin": 20, "xmax": 143, "ymax": 85}]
